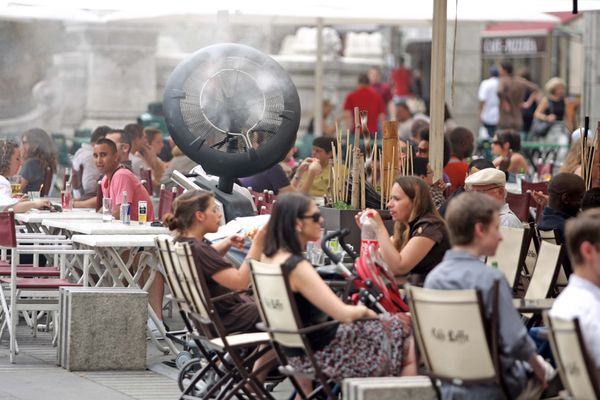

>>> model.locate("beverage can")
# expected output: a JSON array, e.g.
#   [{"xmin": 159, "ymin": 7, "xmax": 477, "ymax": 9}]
[
  {"xmin": 138, "ymin": 201, "xmax": 147, "ymax": 224},
  {"xmin": 120, "ymin": 202, "xmax": 130, "ymax": 224}
]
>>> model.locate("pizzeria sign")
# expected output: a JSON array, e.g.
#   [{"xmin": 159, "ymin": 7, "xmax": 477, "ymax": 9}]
[{"xmin": 482, "ymin": 37, "xmax": 546, "ymax": 57}]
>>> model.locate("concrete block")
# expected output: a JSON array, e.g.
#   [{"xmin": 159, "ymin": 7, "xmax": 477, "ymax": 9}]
[
  {"xmin": 343, "ymin": 376, "xmax": 436, "ymax": 400},
  {"xmin": 59, "ymin": 287, "xmax": 148, "ymax": 371}
]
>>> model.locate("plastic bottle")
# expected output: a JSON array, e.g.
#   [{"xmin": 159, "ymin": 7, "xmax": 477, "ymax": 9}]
[{"xmin": 360, "ymin": 211, "xmax": 379, "ymax": 255}]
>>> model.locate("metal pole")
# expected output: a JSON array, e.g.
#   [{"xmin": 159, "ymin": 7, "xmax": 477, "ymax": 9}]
[
  {"xmin": 429, "ymin": 0, "xmax": 447, "ymax": 182},
  {"xmin": 314, "ymin": 18, "xmax": 324, "ymax": 137}
]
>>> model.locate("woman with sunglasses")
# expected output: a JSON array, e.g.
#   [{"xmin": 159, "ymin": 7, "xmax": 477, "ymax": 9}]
[
  {"xmin": 262, "ymin": 193, "xmax": 416, "ymax": 394},
  {"xmin": 491, "ymin": 129, "xmax": 529, "ymax": 174},
  {"xmin": 356, "ymin": 176, "xmax": 450, "ymax": 286}
]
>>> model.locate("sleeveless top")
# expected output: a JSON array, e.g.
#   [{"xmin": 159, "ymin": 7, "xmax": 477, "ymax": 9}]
[
  {"xmin": 282, "ymin": 254, "xmax": 339, "ymax": 357},
  {"xmin": 544, "ymin": 97, "xmax": 565, "ymax": 121}
]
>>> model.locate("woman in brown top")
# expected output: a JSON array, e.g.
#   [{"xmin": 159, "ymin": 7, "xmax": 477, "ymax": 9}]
[
  {"xmin": 356, "ymin": 176, "xmax": 450, "ymax": 284},
  {"xmin": 164, "ymin": 190, "xmax": 266, "ymax": 333}
]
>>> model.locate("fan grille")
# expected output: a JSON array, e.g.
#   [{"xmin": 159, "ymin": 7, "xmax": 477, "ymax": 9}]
[{"xmin": 179, "ymin": 55, "xmax": 285, "ymax": 154}]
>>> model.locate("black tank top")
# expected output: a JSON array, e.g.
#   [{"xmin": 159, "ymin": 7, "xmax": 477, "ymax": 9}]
[
  {"xmin": 282, "ymin": 254, "xmax": 339, "ymax": 357},
  {"xmin": 544, "ymin": 98, "xmax": 565, "ymax": 121}
]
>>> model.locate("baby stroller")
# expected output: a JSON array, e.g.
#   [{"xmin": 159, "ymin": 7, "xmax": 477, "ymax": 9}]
[{"xmin": 320, "ymin": 229, "xmax": 408, "ymax": 314}]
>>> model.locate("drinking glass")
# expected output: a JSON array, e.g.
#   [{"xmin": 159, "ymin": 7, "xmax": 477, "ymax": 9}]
[
  {"xmin": 102, "ymin": 198, "xmax": 113, "ymax": 222},
  {"xmin": 61, "ymin": 190, "xmax": 73, "ymax": 210},
  {"xmin": 9, "ymin": 176, "xmax": 21, "ymax": 196},
  {"xmin": 28, "ymin": 191, "xmax": 41, "ymax": 201}
]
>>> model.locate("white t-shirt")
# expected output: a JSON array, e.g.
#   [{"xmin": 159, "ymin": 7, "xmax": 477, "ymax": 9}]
[
  {"xmin": 0, "ymin": 175, "xmax": 18, "ymax": 210},
  {"xmin": 478, "ymin": 76, "xmax": 500, "ymax": 125},
  {"xmin": 550, "ymin": 274, "xmax": 600, "ymax": 369}
]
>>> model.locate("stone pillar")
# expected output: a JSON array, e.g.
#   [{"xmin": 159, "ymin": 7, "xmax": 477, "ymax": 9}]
[
  {"xmin": 445, "ymin": 21, "xmax": 486, "ymax": 134},
  {"xmin": 583, "ymin": 11, "xmax": 600, "ymax": 125},
  {"xmin": 67, "ymin": 24, "xmax": 158, "ymax": 128}
]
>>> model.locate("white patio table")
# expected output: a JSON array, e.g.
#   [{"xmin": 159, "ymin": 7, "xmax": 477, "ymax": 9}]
[{"xmin": 15, "ymin": 209, "xmax": 101, "ymax": 233}]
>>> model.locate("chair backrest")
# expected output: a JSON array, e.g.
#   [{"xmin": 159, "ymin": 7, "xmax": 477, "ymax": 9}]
[
  {"xmin": 537, "ymin": 228, "xmax": 560, "ymax": 245},
  {"xmin": 486, "ymin": 226, "xmax": 529, "ymax": 289},
  {"xmin": 174, "ymin": 241, "xmax": 228, "ymax": 341},
  {"xmin": 408, "ymin": 284, "xmax": 503, "ymax": 387},
  {"xmin": 41, "ymin": 166, "xmax": 53, "ymax": 196},
  {"xmin": 95, "ymin": 180, "xmax": 103, "ymax": 211},
  {"xmin": 506, "ymin": 192, "xmax": 530, "ymax": 223},
  {"xmin": 158, "ymin": 184, "xmax": 177, "ymax": 219},
  {"xmin": 544, "ymin": 313, "xmax": 600, "ymax": 399},
  {"xmin": 0, "ymin": 211, "xmax": 17, "ymax": 248},
  {"xmin": 154, "ymin": 237, "xmax": 189, "ymax": 313},
  {"xmin": 521, "ymin": 180, "xmax": 548, "ymax": 195},
  {"xmin": 140, "ymin": 168, "xmax": 152, "ymax": 195},
  {"xmin": 249, "ymin": 260, "xmax": 304, "ymax": 349},
  {"xmin": 524, "ymin": 240, "xmax": 563, "ymax": 300}
]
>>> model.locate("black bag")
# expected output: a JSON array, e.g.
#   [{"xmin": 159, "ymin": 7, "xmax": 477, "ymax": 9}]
[
  {"xmin": 530, "ymin": 97, "xmax": 554, "ymax": 138},
  {"xmin": 531, "ymin": 118, "xmax": 553, "ymax": 137}
]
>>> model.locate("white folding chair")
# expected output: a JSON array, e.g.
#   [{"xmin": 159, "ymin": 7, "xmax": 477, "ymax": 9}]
[
  {"xmin": 0, "ymin": 211, "xmax": 94, "ymax": 363},
  {"xmin": 486, "ymin": 226, "xmax": 529, "ymax": 289},
  {"xmin": 523, "ymin": 240, "xmax": 563, "ymax": 302},
  {"xmin": 407, "ymin": 283, "xmax": 509, "ymax": 397},
  {"xmin": 544, "ymin": 313, "xmax": 600, "ymax": 400},
  {"xmin": 250, "ymin": 259, "xmax": 340, "ymax": 399}
]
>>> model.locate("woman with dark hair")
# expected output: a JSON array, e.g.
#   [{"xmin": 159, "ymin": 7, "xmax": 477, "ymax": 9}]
[
  {"xmin": 356, "ymin": 176, "xmax": 450, "ymax": 285},
  {"xmin": 491, "ymin": 129, "xmax": 529, "ymax": 174},
  {"xmin": 0, "ymin": 138, "xmax": 52, "ymax": 212},
  {"xmin": 262, "ymin": 193, "xmax": 416, "ymax": 393},
  {"xmin": 164, "ymin": 190, "xmax": 276, "ymax": 384},
  {"xmin": 164, "ymin": 190, "xmax": 266, "ymax": 333},
  {"xmin": 19, "ymin": 128, "xmax": 57, "ymax": 193}
]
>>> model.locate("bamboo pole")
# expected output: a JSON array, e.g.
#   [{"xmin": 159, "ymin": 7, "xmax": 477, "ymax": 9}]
[
  {"xmin": 382, "ymin": 121, "xmax": 399, "ymax": 202},
  {"xmin": 360, "ymin": 156, "xmax": 366, "ymax": 210}
]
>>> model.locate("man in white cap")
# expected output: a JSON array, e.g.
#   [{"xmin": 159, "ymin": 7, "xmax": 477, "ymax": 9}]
[{"xmin": 464, "ymin": 168, "xmax": 522, "ymax": 228}]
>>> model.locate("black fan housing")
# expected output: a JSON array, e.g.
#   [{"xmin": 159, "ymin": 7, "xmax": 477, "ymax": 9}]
[{"xmin": 163, "ymin": 43, "xmax": 301, "ymax": 193}]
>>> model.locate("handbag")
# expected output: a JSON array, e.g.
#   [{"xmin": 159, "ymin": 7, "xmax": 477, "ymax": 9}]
[
  {"xmin": 531, "ymin": 118, "xmax": 553, "ymax": 137},
  {"xmin": 530, "ymin": 97, "xmax": 554, "ymax": 137}
]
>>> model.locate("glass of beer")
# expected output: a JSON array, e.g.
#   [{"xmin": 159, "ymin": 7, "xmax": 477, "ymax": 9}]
[
  {"xmin": 138, "ymin": 201, "xmax": 148, "ymax": 224},
  {"xmin": 9, "ymin": 176, "xmax": 21, "ymax": 196}
]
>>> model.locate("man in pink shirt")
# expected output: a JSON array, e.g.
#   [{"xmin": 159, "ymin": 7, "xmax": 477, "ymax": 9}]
[
  {"xmin": 95, "ymin": 138, "xmax": 155, "ymax": 221},
  {"xmin": 343, "ymin": 74, "xmax": 386, "ymax": 135},
  {"xmin": 74, "ymin": 138, "xmax": 154, "ymax": 221}
]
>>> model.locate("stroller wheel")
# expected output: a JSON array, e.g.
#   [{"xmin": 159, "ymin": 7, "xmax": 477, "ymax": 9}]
[
  {"xmin": 175, "ymin": 350, "xmax": 193, "ymax": 369},
  {"xmin": 177, "ymin": 357, "xmax": 201, "ymax": 393}
]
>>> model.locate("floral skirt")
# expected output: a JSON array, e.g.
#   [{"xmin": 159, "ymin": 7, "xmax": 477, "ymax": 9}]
[{"xmin": 288, "ymin": 313, "xmax": 412, "ymax": 380}]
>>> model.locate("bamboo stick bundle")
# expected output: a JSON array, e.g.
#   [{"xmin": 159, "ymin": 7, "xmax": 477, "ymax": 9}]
[
  {"xmin": 351, "ymin": 107, "xmax": 362, "ymax": 208},
  {"xmin": 382, "ymin": 121, "xmax": 399, "ymax": 203},
  {"xmin": 344, "ymin": 144, "xmax": 353, "ymax": 203}
]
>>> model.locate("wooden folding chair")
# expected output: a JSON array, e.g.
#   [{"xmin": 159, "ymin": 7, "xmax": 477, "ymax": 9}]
[
  {"xmin": 158, "ymin": 184, "xmax": 178, "ymax": 220},
  {"xmin": 407, "ymin": 282, "xmax": 510, "ymax": 398},
  {"xmin": 506, "ymin": 192, "xmax": 531, "ymax": 223},
  {"xmin": 155, "ymin": 237, "xmax": 238, "ymax": 399},
  {"xmin": 536, "ymin": 228, "xmax": 569, "ymax": 290},
  {"xmin": 520, "ymin": 180, "xmax": 548, "ymax": 196},
  {"xmin": 0, "ymin": 211, "xmax": 93, "ymax": 363},
  {"xmin": 175, "ymin": 241, "xmax": 275, "ymax": 399},
  {"xmin": 544, "ymin": 313, "xmax": 600, "ymax": 400},
  {"xmin": 40, "ymin": 166, "xmax": 53, "ymax": 197},
  {"xmin": 486, "ymin": 226, "xmax": 530, "ymax": 290},
  {"xmin": 524, "ymin": 241, "xmax": 563, "ymax": 300},
  {"xmin": 250, "ymin": 259, "xmax": 340, "ymax": 400},
  {"xmin": 141, "ymin": 168, "xmax": 153, "ymax": 195}
]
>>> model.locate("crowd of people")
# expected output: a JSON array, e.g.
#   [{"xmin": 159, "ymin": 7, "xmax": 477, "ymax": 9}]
[{"xmin": 0, "ymin": 57, "xmax": 597, "ymax": 398}]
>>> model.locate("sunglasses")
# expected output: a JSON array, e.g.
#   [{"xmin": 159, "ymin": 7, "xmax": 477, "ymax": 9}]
[
  {"xmin": 298, "ymin": 212, "xmax": 322, "ymax": 223},
  {"xmin": 417, "ymin": 147, "xmax": 429, "ymax": 153}
]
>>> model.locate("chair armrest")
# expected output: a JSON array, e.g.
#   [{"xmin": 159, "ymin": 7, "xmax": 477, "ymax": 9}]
[
  {"xmin": 256, "ymin": 319, "xmax": 338, "ymax": 335},
  {"xmin": 212, "ymin": 289, "xmax": 252, "ymax": 302}
]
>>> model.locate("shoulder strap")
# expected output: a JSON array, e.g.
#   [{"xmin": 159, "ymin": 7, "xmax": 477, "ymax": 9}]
[{"xmin": 282, "ymin": 254, "xmax": 305, "ymax": 275}]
